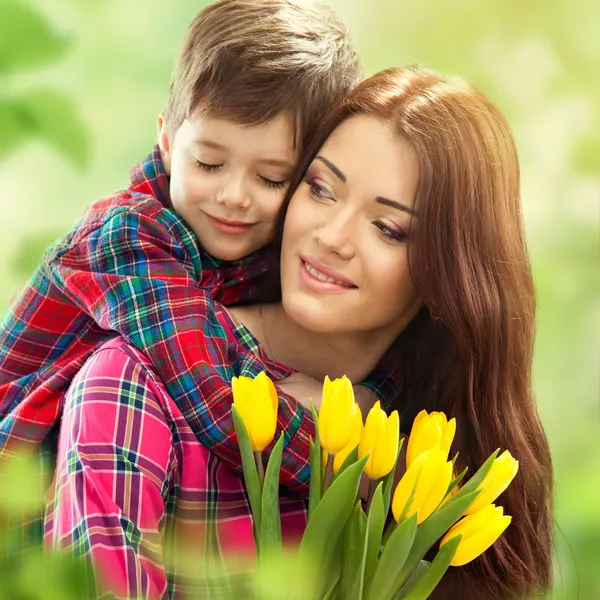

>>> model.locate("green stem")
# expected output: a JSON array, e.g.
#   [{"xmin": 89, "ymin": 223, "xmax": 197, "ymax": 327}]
[
  {"xmin": 255, "ymin": 451, "xmax": 265, "ymax": 489},
  {"xmin": 323, "ymin": 453, "xmax": 334, "ymax": 494},
  {"xmin": 366, "ymin": 477, "xmax": 378, "ymax": 513}
]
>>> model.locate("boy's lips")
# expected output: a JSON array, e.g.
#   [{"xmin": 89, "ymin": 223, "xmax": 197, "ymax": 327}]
[{"xmin": 204, "ymin": 213, "xmax": 256, "ymax": 235}]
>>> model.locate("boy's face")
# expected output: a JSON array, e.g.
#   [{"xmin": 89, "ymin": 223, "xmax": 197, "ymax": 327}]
[{"xmin": 158, "ymin": 109, "xmax": 298, "ymax": 262}]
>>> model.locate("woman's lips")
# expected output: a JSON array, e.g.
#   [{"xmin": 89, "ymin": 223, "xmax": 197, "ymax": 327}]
[{"xmin": 299, "ymin": 257, "xmax": 356, "ymax": 293}]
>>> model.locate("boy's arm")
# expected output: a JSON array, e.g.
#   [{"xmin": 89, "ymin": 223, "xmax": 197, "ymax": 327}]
[{"xmin": 46, "ymin": 199, "xmax": 312, "ymax": 495}]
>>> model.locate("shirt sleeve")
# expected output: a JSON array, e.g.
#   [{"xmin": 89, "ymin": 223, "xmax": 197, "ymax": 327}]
[
  {"xmin": 360, "ymin": 368, "xmax": 403, "ymax": 413},
  {"xmin": 46, "ymin": 345, "xmax": 174, "ymax": 600},
  {"xmin": 46, "ymin": 200, "xmax": 313, "ymax": 495}
]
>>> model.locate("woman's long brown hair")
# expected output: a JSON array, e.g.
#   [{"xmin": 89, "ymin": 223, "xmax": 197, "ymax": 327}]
[{"xmin": 273, "ymin": 65, "xmax": 553, "ymax": 598}]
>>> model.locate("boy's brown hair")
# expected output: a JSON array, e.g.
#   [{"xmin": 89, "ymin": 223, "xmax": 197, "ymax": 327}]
[{"xmin": 163, "ymin": 0, "xmax": 362, "ymax": 149}]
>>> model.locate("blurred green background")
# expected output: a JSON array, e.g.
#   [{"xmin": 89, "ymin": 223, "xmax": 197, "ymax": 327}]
[{"xmin": 1, "ymin": 0, "xmax": 598, "ymax": 598}]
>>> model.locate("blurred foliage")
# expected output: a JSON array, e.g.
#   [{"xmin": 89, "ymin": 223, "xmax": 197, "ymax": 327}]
[
  {"xmin": 0, "ymin": 453, "xmax": 96, "ymax": 600},
  {"xmin": 0, "ymin": 453, "xmax": 318, "ymax": 600},
  {"xmin": 0, "ymin": 0, "xmax": 598, "ymax": 598},
  {"xmin": 0, "ymin": 0, "xmax": 89, "ymax": 165}
]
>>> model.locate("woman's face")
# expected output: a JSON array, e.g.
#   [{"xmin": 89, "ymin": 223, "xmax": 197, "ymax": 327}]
[{"xmin": 281, "ymin": 114, "xmax": 423, "ymax": 336}]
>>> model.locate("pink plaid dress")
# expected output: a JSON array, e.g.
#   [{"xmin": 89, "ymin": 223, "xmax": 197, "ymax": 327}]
[{"xmin": 44, "ymin": 307, "xmax": 308, "ymax": 599}]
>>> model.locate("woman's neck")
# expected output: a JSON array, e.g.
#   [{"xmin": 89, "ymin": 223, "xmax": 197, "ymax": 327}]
[{"xmin": 234, "ymin": 303, "xmax": 399, "ymax": 383}]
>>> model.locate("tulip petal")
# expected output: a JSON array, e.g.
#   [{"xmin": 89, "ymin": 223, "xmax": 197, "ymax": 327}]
[
  {"xmin": 450, "ymin": 515, "xmax": 512, "ymax": 566},
  {"xmin": 465, "ymin": 451, "xmax": 519, "ymax": 514}
]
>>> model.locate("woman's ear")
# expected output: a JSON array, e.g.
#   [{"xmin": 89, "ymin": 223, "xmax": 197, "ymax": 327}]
[{"xmin": 157, "ymin": 115, "xmax": 172, "ymax": 175}]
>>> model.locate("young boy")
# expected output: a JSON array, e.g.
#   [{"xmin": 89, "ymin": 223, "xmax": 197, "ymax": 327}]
[{"xmin": 0, "ymin": 0, "xmax": 365, "ymax": 483}]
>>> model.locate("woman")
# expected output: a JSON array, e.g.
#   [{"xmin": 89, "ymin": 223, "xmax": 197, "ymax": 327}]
[{"xmin": 47, "ymin": 65, "xmax": 553, "ymax": 599}]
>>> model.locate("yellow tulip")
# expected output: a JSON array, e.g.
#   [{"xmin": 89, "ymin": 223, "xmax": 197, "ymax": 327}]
[
  {"xmin": 319, "ymin": 375, "xmax": 359, "ymax": 455},
  {"xmin": 406, "ymin": 409, "xmax": 456, "ymax": 467},
  {"xmin": 464, "ymin": 450, "xmax": 519, "ymax": 515},
  {"xmin": 332, "ymin": 403, "xmax": 363, "ymax": 474},
  {"xmin": 232, "ymin": 372, "xmax": 278, "ymax": 452},
  {"xmin": 440, "ymin": 504, "xmax": 512, "ymax": 566},
  {"xmin": 358, "ymin": 402, "xmax": 400, "ymax": 480},
  {"xmin": 392, "ymin": 447, "xmax": 453, "ymax": 524}
]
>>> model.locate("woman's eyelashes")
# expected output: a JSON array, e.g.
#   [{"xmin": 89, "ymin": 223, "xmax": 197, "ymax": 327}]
[
  {"xmin": 375, "ymin": 220, "xmax": 408, "ymax": 242},
  {"xmin": 305, "ymin": 176, "xmax": 334, "ymax": 201},
  {"xmin": 195, "ymin": 160, "xmax": 288, "ymax": 190}
]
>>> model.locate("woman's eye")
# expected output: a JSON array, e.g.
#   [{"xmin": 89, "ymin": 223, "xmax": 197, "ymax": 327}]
[
  {"xmin": 375, "ymin": 221, "xmax": 408, "ymax": 242},
  {"xmin": 196, "ymin": 160, "xmax": 222, "ymax": 172},
  {"xmin": 259, "ymin": 176, "xmax": 288, "ymax": 190},
  {"xmin": 305, "ymin": 177, "xmax": 333, "ymax": 201}
]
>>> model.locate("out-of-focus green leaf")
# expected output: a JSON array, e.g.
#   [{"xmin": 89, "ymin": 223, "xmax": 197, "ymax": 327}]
[
  {"xmin": 0, "ymin": 99, "xmax": 30, "ymax": 156},
  {"xmin": 0, "ymin": 452, "xmax": 46, "ymax": 514},
  {"xmin": 17, "ymin": 89, "xmax": 90, "ymax": 166},
  {"xmin": 0, "ymin": 90, "xmax": 89, "ymax": 166},
  {"xmin": 0, "ymin": 0, "xmax": 70, "ymax": 74}
]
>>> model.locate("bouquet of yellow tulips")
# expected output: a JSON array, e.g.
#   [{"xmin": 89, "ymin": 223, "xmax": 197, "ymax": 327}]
[{"xmin": 231, "ymin": 373, "xmax": 518, "ymax": 600}]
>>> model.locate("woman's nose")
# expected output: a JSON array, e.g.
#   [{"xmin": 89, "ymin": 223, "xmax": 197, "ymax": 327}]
[{"xmin": 315, "ymin": 211, "xmax": 355, "ymax": 260}]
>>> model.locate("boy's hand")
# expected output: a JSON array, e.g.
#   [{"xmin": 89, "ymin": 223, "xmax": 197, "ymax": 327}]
[{"xmin": 278, "ymin": 373, "xmax": 324, "ymax": 411}]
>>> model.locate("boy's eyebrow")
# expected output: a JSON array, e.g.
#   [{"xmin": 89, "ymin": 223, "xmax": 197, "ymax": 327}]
[
  {"xmin": 257, "ymin": 158, "xmax": 295, "ymax": 169},
  {"xmin": 194, "ymin": 139, "xmax": 226, "ymax": 151},
  {"xmin": 376, "ymin": 196, "xmax": 417, "ymax": 217},
  {"xmin": 315, "ymin": 156, "xmax": 346, "ymax": 182}
]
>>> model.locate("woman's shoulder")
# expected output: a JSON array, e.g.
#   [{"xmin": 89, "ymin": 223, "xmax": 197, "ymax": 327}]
[{"xmin": 68, "ymin": 336, "xmax": 170, "ymax": 417}]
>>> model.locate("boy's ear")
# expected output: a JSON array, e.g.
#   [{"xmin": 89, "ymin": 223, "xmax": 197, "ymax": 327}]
[{"xmin": 157, "ymin": 115, "xmax": 172, "ymax": 175}]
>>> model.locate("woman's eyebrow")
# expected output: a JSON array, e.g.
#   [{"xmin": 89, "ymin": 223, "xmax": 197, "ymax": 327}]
[
  {"xmin": 315, "ymin": 156, "xmax": 346, "ymax": 182},
  {"xmin": 376, "ymin": 196, "xmax": 417, "ymax": 216}
]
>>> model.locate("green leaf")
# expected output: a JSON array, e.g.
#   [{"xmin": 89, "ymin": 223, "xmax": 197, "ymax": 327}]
[
  {"xmin": 382, "ymin": 439, "xmax": 404, "ymax": 517},
  {"xmin": 391, "ymin": 490, "xmax": 479, "ymax": 591},
  {"xmin": 309, "ymin": 401, "xmax": 322, "ymax": 518},
  {"xmin": 298, "ymin": 454, "xmax": 369, "ymax": 599},
  {"xmin": 338, "ymin": 503, "xmax": 368, "ymax": 600},
  {"xmin": 444, "ymin": 466, "xmax": 468, "ymax": 500},
  {"xmin": 232, "ymin": 406, "xmax": 262, "ymax": 534},
  {"xmin": 335, "ymin": 445, "xmax": 359, "ymax": 478},
  {"xmin": 0, "ymin": 1, "xmax": 70, "ymax": 74},
  {"xmin": 398, "ymin": 535, "xmax": 461, "ymax": 600},
  {"xmin": 362, "ymin": 482, "xmax": 385, "ymax": 595},
  {"xmin": 259, "ymin": 433, "xmax": 284, "ymax": 557},
  {"xmin": 366, "ymin": 512, "xmax": 418, "ymax": 600},
  {"xmin": 322, "ymin": 546, "xmax": 343, "ymax": 600},
  {"xmin": 392, "ymin": 561, "xmax": 429, "ymax": 599}
]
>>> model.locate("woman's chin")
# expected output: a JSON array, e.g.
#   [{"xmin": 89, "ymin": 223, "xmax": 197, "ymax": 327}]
[{"xmin": 282, "ymin": 295, "xmax": 344, "ymax": 335}]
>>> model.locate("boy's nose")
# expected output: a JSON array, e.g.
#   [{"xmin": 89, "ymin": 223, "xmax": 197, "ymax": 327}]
[{"xmin": 216, "ymin": 178, "xmax": 251, "ymax": 211}]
